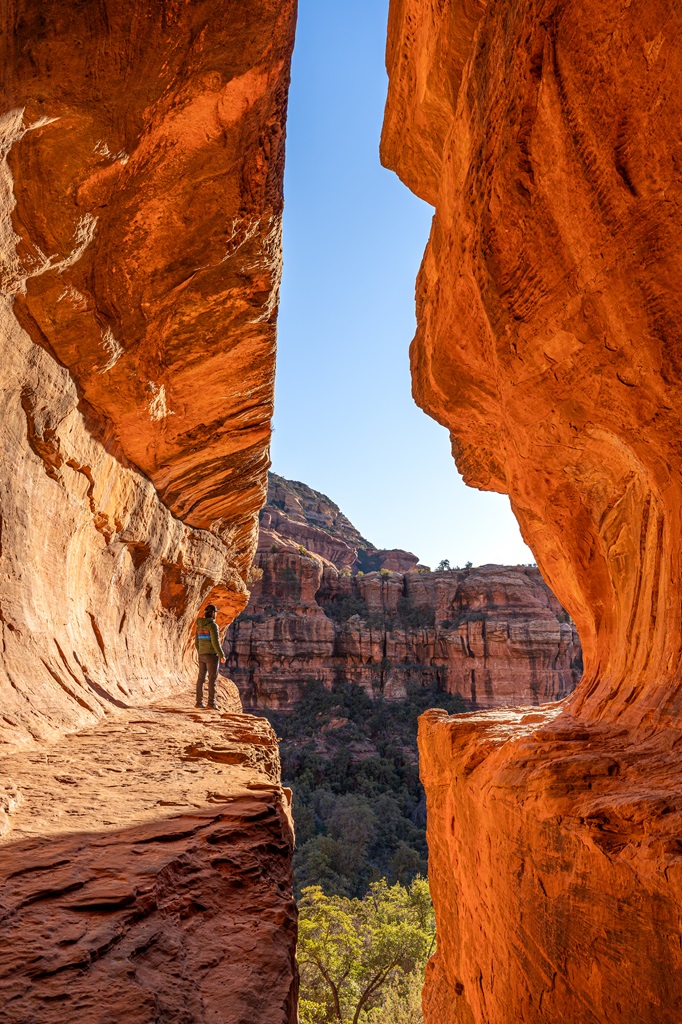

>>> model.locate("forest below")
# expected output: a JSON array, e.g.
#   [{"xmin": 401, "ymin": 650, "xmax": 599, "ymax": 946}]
[{"xmin": 260, "ymin": 680, "xmax": 467, "ymax": 898}]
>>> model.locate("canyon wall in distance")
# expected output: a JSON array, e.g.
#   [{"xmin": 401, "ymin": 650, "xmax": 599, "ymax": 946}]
[{"xmin": 226, "ymin": 473, "xmax": 582, "ymax": 711}]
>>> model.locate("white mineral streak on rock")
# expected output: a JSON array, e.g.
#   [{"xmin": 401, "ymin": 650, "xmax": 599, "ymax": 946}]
[
  {"xmin": 57, "ymin": 285, "xmax": 86, "ymax": 306},
  {"xmin": 99, "ymin": 326, "xmax": 124, "ymax": 372},
  {"xmin": 94, "ymin": 139, "xmax": 129, "ymax": 164},
  {"xmin": 250, "ymin": 215, "xmax": 282, "ymax": 324},
  {"xmin": 148, "ymin": 381, "xmax": 174, "ymax": 421},
  {"xmin": 222, "ymin": 215, "xmax": 260, "ymax": 261},
  {"xmin": 53, "ymin": 213, "xmax": 97, "ymax": 274}
]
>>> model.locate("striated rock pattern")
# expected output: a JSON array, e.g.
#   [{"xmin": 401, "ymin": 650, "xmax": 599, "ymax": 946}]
[
  {"xmin": 0, "ymin": 5, "xmax": 298, "ymax": 1023},
  {"xmin": 261, "ymin": 473, "xmax": 423, "ymax": 573},
  {"xmin": 0, "ymin": 693, "xmax": 298, "ymax": 1023},
  {"xmin": 0, "ymin": 0, "xmax": 295, "ymax": 749},
  {"xmin": 226, "ymin": 475, "xmax": 581, "ymax": 709},
  {"xmin": 383, "ymin": 0, "xmax": 682, "ymax": 1020}
]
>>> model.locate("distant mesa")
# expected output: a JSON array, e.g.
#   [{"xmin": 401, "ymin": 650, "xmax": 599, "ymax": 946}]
[
  {"xmin": 261, "ymin": 472, "xmax": 424, "ymax": 573},
  {"xmin": 225, "ymin": 473, "xmax": 582, "ymax": 711}
]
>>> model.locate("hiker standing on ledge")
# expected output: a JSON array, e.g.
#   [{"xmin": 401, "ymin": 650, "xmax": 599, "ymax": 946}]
[{"xmin": 195, "ymin": 603, "xmax": 226, "ymax": 709}]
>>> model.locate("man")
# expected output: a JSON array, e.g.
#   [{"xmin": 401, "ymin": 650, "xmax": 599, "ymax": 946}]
[{"xmin": 194, "ymin": 603, "xmax": 226, "ymax": 709}]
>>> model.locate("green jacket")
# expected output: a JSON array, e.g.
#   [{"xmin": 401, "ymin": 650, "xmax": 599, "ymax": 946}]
[{"xmin": 195, "ymin": 617, "xmax": 225, "ymax": 658}]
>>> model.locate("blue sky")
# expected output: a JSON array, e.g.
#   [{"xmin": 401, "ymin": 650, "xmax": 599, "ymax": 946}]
[{"xmin": 271, "ymin": 0, "xmax": 533, "ymax": 568}]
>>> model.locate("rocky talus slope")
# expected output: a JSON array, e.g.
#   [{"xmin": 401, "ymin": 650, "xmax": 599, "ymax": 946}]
[
  {"xmin": 0, "ymin": 3, "xmax": 297, "ymax": 1020},
  {"xmin": 226, "ymin": 474, "xmax": 582, "ymax": 709},
  {"xmin": 383, "ymin": 0, "xmax": 682, "ymax": 1021}
]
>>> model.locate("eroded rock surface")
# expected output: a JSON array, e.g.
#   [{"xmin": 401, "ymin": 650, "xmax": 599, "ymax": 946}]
[
  {"xmin": 0, "ymin": 0, "xmax": 295, "ymax": 749},
  {"xmin": 261, "ymin": 473, "xmax": 423, "ymax": 573},
  {"xmin": 382, "ymin": 0, "xmax": 682, "ymax": 1020},
  {"xmin": 0, "ymin": 692, "xmax": 297, "ymax": 1023},
  {"xmin": 226, "ymin": 475, "xmax": 581, "ymax": 709},
  {"xmin": 0, "ymin": 5, "xmax": 297, "ymax": 1021}
]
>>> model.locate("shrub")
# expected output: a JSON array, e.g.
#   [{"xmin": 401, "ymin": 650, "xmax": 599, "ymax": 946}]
[
  {"xmin": 323, "ymin": 595, "xmax": 370, "ymax": 623},
  {"xmin": 396, "ymin": 598, "xmax": 435, "ymax": 630},
  {"xmin": 276, "ymin": 565, "xmax": 300, "ymax": 599},
  {"xmin": 379, "ymin": 569, "xmax": 392, "ymax": 579}
]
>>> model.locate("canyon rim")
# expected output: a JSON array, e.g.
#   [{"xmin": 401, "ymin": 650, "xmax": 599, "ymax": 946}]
[{"xmin": 226, "ymin": 473, "xmax": 582, "ymax": 711}]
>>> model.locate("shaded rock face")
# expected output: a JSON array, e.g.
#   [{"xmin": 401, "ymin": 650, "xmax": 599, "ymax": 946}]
[
  {"xmin": 383, "ymin": 0, "xmax": 682, "ymax": 1020},
  {"xmin": 226, "ymin": 475, "xmax": 581, "ymax": 710},
  {"xmin": 0, "ymin": 0, "xmax": 295, "ymax": 749},
  {"xmin": 0, "ymin": 5, "xmax": 298, "ymax": 1023},
  {"xmin": 0, "ymin": 694, "xmax": 297, "ymax": 1023}
]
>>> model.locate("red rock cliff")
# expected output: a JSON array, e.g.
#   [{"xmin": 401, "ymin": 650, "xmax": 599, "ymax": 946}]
[
  {"xmin": 0, "ymin": 3, "xmax": 298, "ymax": 1021},
  {"xmin": 0, "ymin": 0, "xmax": 295, "ymax": 749},
  {"xmin": 383, "ymin": 0, "xmax": 682, "ymax": 1020},
  {"xmin": 227, "ymin": 474, "xmax": 581, "ymax": 709}
]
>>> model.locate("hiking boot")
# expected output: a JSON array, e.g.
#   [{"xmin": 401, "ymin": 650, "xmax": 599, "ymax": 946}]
[
  {"xmin": 195, "ymin": 702, "xmax": 205, "ymax": 709},
  {"xmin": 207, "ymin": 701, "xmax": 218, "ymax": 710}
]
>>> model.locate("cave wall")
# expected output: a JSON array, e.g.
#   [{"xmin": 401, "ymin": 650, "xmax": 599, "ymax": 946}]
[
  {"xmin": 0, "ymin": 4, "xmax": 299, "ymax": 1021},
  {"xmin": 0, "ymin": 0, "xmax": 296, "ymax": 750},
  {"xmin": 382, "ymin": 0, "xmax": 682, "ymax": 1020}
]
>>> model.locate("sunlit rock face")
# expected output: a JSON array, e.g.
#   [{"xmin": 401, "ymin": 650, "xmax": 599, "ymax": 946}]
[
  {"xmin": 0, "ymin": 0, "xmax": 295, "ymax": 749},
  {"xmin": 383, "ymin": 0, "xmax": 682, "ymax": 1020},
  {"xmin": 227, "ymin": 475, "xmax": 581, "ymax": 710}
]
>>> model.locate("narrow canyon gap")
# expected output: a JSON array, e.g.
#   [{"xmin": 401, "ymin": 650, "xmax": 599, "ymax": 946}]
[
  {"xmin": 0, "ymin": 2, "xmax": 298, "ymax": 1020},
  {"xmin": 382, "ymin": 1, "xmax": 682, "ymax": 1022}
]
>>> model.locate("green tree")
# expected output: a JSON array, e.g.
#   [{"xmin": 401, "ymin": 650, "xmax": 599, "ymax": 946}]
[
  {"xmin": 364, "ymin": 969, "xmax": 425, "ymax": 1024},
  {"xmin": 298, "ymin": 878, "xmax": 434, "ymax": 1024}
]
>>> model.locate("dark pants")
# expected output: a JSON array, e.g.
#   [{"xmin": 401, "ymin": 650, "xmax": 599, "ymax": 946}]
[{"xmin": 196, "ymin": 654, "xmax": 219, "ymax": 705}]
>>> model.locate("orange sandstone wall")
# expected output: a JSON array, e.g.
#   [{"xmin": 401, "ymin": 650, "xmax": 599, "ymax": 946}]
[
  {"xmin": 0, "ymin": 0, "xmax": 295, "ymax": 750},
  {"xmin": 228, "ymin": 474, "xmax": 580, "ymax": 710},
  {"xmin": 0, "ymin": 7, "xmax": 299, "ymax": 1021},
  {"xmin": 383, "ymin": 0, "xmax": 682, "ymax": 1020}
]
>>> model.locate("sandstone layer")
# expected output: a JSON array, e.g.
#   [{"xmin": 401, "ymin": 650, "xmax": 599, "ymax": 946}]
[
  {"xmin": 0, "ymin": 5, "xmax": 298, "ymax": 1022},
  {"xmin": 0, "ymin": 691, "xmax": 298, "ymax": 1024},
  {"xmin": 382, "ymin": 0, "xmax": 682, "ymax": 1020},
  {"xmin": 0, "ymin": 0, "xmax": 295, "ymax": 749},
  {"xmin": 226, "ymin": 474, "xmax": 581, "ymax": 709},
  {"xmin": 262, "ymin": 473, "xmax": 423, "ymax": 573}
]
